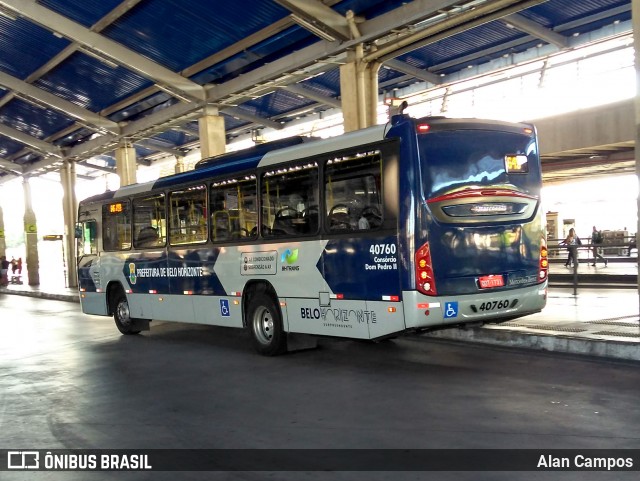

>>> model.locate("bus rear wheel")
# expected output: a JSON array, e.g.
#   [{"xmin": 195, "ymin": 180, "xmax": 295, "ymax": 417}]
[
  {"xmin": 112, "ymin": 291, "xmax": 141, "ymax": 335},
  {"xmin": 247, "ymin": 292, "xmax": 286, "ymax": 356}
]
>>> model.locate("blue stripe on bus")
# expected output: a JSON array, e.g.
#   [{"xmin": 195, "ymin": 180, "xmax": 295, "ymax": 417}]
[{"xmin": 123, "ymin": 248, "xmax": 226, "ymax": 296}]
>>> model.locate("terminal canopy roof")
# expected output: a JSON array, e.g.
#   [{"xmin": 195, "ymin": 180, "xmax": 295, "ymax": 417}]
[{"xmin": 0, "ymin": 0, "xmax": 631, "ymax": 182}]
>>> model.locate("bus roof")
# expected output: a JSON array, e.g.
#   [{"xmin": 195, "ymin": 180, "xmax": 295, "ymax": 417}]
[
  {"xmin": 81, "ymin": 124, "xmax": 386, "ymax": 204},
  {"xmin": 410, "ymin": 116, "xmax": 534, "ymax": 134}
]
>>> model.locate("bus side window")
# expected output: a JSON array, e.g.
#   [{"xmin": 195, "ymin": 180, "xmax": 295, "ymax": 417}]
[
  {"xmin": 261, "ymin": 163, "xmax": 319, "ymax": 238},
  {"xmin": 133, "ymin": 193, "xmax": 166, "ymax": 248},
  {"xmin": 325, "ymin": 151, "xmax": 383, "ymax": 232},
  {"xmin": 211, "ymin": 176, "xmax": 258, "ymax": 242},
  {"xmin": 102, "ymin": 202, "xmax": 131, "ymax": 251},
  {"xmin": 169, "ymin": 185, "xmax": 207, "ymax": 245}
]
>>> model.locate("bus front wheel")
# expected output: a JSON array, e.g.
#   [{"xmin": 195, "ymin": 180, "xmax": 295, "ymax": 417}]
[
  {"xmin": 247, "ymin": 292, "xmax": 286, "ymax": 356},
  {"xmin": 112, "ymin": 292, "xmax": 141, "ymax": 335}
]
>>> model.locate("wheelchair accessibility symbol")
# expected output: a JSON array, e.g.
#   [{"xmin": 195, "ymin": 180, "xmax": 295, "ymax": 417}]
[
  {"xmin": 220, "ymin": 299, "xmax": 230, "ymax": 317},
  {"xmin": 443, "ymin": 301, "xmax": 458, "ymax": 319}
]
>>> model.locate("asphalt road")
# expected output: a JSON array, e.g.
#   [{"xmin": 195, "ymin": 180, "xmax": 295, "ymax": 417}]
[{"xmin": 1, "ymin": 294, "xmax": 639, "ymax": 481}]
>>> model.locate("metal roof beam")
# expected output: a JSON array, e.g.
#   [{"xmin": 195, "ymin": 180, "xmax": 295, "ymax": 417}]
[
  {"xmin": 221, "ymin": 107, "xmax": 284, "ymax": 131},
  {"xmin": 274, "ymin": 0, "xmax": 351, "ymax": 41},
  {"xmin": 379, "ymin": 73, "xmax": 412, "ymax": 90},
  {"xmin": 171, "ymin": 126, "xmax": 198, "ymax": 136},
  {"xmin": 0, "ymin": 71, "xmax": 120, "ymax": 134},
  {"xmin": 430, "ymin": 37, "xmax": 530, "ymax": 72},
  {"xmin": 53, "ymin": 0, "xmax": 518, "ymax": 162},
  {"xmin": 66, "ymin": 101, "xmax": 202, "ymax": 160},
  {"xmin": 364, "ymin": 0, "xmax": 550, "ymax": 63},
  {"xmin": 430, "ymin": 13, "xmax": 629, "ymax": 74},
  {"xmin": 0, "ymin": 0, "xmax": 206, "ymax": 103},
  {"xmin": 135, "ymin": 139, "xmax": 186, "ymax": 157},
  {"xmin": 281, "ymin": 84, "xmax": 342, "ymax": 109},
  {"xmin": 556, "ymin": 4, "xmax": 630, "ymax": 32},
  {"xmin": 502, "ymin": 13, "xmax": 568, "ymax": 49},
  {"xmin": 210, "ymin": 0, "xmax": 473, "ymax": 104},
  {"xmin": 0, "ymin": 158, "xmax": 22, "ymax": 174},
  {"xmin": 0, "ymin": 1, "xmax": 143, "ymax": 115},
  {"xmin": 120, "ymin": 103, "xmax": 203, "ymax": 141},
  {"xmin": 4, "ymin": 0, "xmax": 144, "ymax": 116},
  {"xmin": 383, "ymin": 59, "xmax": 442, "ymax": 85},
  {"xmin": 0, "ymin": 124, "xmax": 62, "ymax": 157},
  {"xmin": 78, "ymin": 160, "xmax": 116, "ymax": 173},
  {"xmin": 90, "ymin": 0, "xmax": 145, "ymax": 31},
  {"xmin": 20, "ymin": 158, "xmax": 62, "ymax": 177},
  {"xmin": 51, "ymin": 0, "xmax": 466, "ymax": 161}
]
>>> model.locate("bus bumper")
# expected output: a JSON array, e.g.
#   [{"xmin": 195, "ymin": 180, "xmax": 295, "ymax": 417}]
[
  {"xmin": 402, "ymin": 282, "xmax": 548, "ymax": 330},
  {"xmin": 79, "ymin": 291, "xmax": 109, "ymax": 316}
]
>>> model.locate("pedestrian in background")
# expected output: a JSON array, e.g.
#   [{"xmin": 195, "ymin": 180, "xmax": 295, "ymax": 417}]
[
  {"xmin": 590, "ymin": 226, "xmax": 607, "ymax": 267},
  {"xmin": 0, "ymin": 256, "xmax": 9, "ymax": 286},
  {"xmin": 562, "ymin": 228, "xmax": 581, "ymax": 269}
]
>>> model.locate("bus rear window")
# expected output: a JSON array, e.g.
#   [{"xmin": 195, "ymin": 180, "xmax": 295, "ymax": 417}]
[{"xmin": 419, "ymin": 130, "xmax": 538, "ymax": 198}]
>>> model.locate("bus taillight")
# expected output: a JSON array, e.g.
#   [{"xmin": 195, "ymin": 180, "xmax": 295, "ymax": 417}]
[
  {"xmin": 539, "ymin": 243, "xmax": 549, "ymax": 282},
  {"xmin": 416, "ymin": 242, "xmax": 437, "ymax": 296}
]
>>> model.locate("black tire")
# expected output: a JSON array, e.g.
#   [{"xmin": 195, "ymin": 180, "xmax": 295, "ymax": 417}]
[
  {"xmin": 112, "ymin": 291, "xmax": 141, "ymax": 335},
  {"xmin": 247, "ymin": 292, "xmax": 286, "ymax": 356}
]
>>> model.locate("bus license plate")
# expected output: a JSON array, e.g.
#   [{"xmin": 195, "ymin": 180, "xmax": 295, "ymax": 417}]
[
  {"xmin": 478, "ymin": 300, "xmax": 511, "ymax": 312},
  {"xmin": 478, "ymin": 275, "xmax": 504, "ymax": 289}
]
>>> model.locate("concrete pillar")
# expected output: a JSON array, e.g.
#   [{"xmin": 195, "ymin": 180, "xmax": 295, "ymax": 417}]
[
  {"xmin": 175, "ymin": 155, "xmax": 187, "ymax": 174},
  {"xmin": 0, "ymin": 205, "xmax": 6, "ymax": 259},
  {"xmin": 198, "ymin": 105, "xmax": 226, "ymax": 159},
  {"xmin": 634, "ymin": 0, "xmax": 640, "ymax": 308},
  {"xmin": 61, "ymin": 160, "xmax": 78, "ymax": 288},
  {"xmin": 339, "ymin": 45, "xmax": 381, "ymax": 132},
  {"xmin": 115, "ymin": 141, "xmax": 137, "ymax": 187},
  {"xmin": 23, "ymin": 178, "xmax": 39, "ymax": 286}
]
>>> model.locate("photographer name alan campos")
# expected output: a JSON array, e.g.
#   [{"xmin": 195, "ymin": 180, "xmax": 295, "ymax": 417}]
[{"xmin": 538, "ymin": 454, "xmax": 634, "ymax": 470}]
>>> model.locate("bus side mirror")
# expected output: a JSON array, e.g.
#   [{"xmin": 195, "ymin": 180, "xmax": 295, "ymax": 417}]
[{"xmin": 74, "ymin": 224, "xmax": 82, "ymax": 239}]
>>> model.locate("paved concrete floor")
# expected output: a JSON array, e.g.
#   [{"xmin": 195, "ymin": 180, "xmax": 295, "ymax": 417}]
[
  {"xmin": 2, "ymin": 271, "xmax": 640, "ymax": 362},
  {"xmin": 1, "ymin": 295, "xmax": 639, "ymax": 480}
]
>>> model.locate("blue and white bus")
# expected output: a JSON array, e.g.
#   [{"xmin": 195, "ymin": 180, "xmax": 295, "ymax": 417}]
[{"xmin": 77, "ymin": 112, "xmax": 548, "ymax": 355}]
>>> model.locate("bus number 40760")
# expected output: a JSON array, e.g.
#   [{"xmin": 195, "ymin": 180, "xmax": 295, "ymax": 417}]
[
  {"xmin": 369, "ymin": 243, "xmax": 396, "ymax": 255},
  {"xmin": 479, "ymin": 300, "xmax": 510, "ymax": 311}
]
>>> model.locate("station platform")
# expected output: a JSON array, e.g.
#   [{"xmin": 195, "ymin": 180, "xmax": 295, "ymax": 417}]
[
  {"xmin": 1, "ymin": 273, "xmax": 639, "ymax": 362},
  {"xmin": 548, "ymin": 256, "xmax": 637, "ymax": 289}
]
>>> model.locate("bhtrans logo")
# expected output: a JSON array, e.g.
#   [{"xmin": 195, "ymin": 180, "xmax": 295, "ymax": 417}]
[
  {"xmin": 8, "ymin": 451, "xmax": 39, "ymax": 469},
  {"xmin": 280, "ymin": 248, "xmax": 300, "ymax": 271}
]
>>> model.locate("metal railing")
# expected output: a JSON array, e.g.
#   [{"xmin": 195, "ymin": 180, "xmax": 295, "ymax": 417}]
[{"xmin": 547, "ymin": 235, "xmax": 637, "ymax": 295}]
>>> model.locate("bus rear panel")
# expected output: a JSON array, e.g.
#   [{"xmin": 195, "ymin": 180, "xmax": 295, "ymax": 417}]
[{"xmin": 397, "ymin": 117, "xmax": 547, "ymax": 331}]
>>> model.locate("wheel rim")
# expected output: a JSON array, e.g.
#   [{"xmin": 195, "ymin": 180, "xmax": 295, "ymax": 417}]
[
  {"xmin": 116, "ymin": 299, "xmax": 132, "ymax": 327},
  {"xmin": 252, "ymin": 306, "xmax": 274, "ymax": 345}
]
